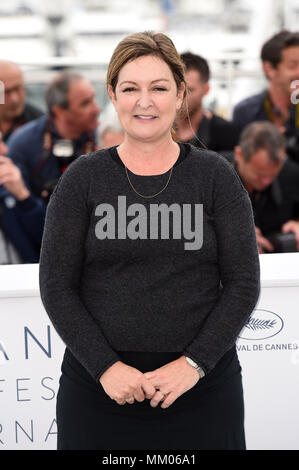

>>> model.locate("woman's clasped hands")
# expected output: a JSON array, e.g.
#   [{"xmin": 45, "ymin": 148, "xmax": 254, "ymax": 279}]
[{"xmin": 99, "ymin": 356, "xmax": 200, "ymax": 409}]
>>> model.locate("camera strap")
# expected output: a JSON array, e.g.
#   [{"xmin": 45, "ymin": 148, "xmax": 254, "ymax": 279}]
[
  {"xmin": 264, "ymin": 93, "xmax": 299, "ymax": 129},
  {"xmin": 32, "ymin": 117, "xmax": 96, "ymax": 177}
]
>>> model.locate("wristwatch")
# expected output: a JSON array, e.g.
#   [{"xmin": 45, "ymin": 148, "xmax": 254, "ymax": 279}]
[{"xmin": 185, "ymin": 356, "xmax": 206, "ymax": 379}]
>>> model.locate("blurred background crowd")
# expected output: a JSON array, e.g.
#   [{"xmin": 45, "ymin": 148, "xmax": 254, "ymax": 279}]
[{"xmin": 0, "ymin": 0, "xmax": 299, "ymax": 264}]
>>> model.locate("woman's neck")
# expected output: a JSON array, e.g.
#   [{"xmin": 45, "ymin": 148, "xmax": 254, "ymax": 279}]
[{"xmin": 117, "ymin": 136, "xmax": 180, "ymax": 175}]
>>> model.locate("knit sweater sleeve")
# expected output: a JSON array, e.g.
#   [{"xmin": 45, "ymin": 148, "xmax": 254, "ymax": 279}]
[
  {"xmin": 39, "ymin": 155, "xmax": 120, "ymax": 382},
  {"xmin": 183, "ymin": 153, "xmax": 261, "ymax": 374}
]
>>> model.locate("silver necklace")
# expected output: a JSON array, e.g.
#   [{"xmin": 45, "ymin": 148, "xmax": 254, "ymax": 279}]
[{"xmin": 124, "ymin": 164, "xmax": 174, "ymax": 199}]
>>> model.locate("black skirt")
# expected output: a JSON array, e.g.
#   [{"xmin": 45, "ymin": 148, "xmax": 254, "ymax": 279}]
[{"xmin": 56, "ymin": 347, "xmax": 246, "ymax": 450}]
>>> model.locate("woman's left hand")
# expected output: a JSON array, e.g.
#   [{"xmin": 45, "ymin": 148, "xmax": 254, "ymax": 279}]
[{"xmin": 143, "ymin": 355, "xmax": 200, "ymax": 409}]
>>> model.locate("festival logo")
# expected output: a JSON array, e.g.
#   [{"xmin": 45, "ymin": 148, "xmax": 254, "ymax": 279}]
[{"xmin": 238, "ymin": 309, "xmax": 284, "ymax": 340}]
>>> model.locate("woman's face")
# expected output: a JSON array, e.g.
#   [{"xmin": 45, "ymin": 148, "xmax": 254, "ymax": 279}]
[{"xmin": 108, "ymin": 55, "xmax": 184, "ymax": 144}]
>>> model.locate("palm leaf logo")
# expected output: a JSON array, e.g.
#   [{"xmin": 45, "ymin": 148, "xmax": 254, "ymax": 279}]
[
  {"xmin": 245, "ymin": 316, "xmax": 277, "ymax": 331},
  {"xmin": 239, "ymin": 309, "xmax": 284, "ymax": 340}
]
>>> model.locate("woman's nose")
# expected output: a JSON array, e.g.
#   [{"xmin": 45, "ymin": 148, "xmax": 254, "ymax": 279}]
[{"xmin": 137, "ymin": 90, "xmax": 153, "ymax": 109}]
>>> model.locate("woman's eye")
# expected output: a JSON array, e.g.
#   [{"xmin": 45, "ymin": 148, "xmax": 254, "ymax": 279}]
[
  {"xmin": 122, "ymin": 87, "xmax": 136, "ymax": 92},
  {"xmin": 121, "ymin": 86, "xmax": 167, "ymax": 93}
]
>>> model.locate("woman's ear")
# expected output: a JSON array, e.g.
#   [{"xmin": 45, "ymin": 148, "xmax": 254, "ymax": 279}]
[
  {"xmin": 176, "ymin": 82, "xmax": 186, "ymax": 110},
  {"xmin": 107, "ymin": 84, "xmax": 116, "ymax": 104}
]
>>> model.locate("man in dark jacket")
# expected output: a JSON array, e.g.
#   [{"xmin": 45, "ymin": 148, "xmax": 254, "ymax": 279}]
[
  {"xmin": 7, "ymin": 70, "xmax": 100, "ymax": 203},
  {"xmin": 176, "ymin": 51, "xmax": 240, "ymax": 154},
  {"xmin": 0, "ymin": 60, "xmax": 43, "ymax": 142},
  {"xmin": 232, "ymin": 31, "xmax": 299, "ymax": 164},
  {"xmin": 0, "ymin": 137, "xmax": 45, "ymax": 263},
  {"xmin": 227, "ymin": 121, "xmax": 299, "ymax": 253}
]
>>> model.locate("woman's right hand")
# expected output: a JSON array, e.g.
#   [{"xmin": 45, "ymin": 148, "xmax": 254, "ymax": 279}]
[{"xmin": 99, "ymin": 361, "xmax": 156, "ymax": 405}]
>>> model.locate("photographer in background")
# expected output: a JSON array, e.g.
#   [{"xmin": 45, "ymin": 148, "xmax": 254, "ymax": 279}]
[
  {"xmin": 176, "ymin": 51, "xmax": 240, "ymax": 154},
  {"xmin": 233, "ymin": 30, "xmax": 299, "ymax": 165},
  {"xmin": 0, "ymin": 60, "xmax": 43, "ymax": 142},
  {"xmin": 227, "ymin": 122, "xmax": 299, "ymax": 253},
  {"xmin": 0, "ymin": 135, "xmax": 45, "ymax": 263},
  {"xmin": 6, "ymin": 70, "xmax": 100, "ymax": 203}
]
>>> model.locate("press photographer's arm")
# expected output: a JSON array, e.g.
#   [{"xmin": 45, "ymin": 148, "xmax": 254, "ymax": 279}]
[{"xmin": 0, "ymin": 155, "xmax": 30, "ymax": 201}]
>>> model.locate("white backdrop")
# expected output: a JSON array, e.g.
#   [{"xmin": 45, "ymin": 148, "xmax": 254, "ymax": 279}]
[{"xmin": 0, "ymin": 254, "xmax": 299, "ymax": 450}]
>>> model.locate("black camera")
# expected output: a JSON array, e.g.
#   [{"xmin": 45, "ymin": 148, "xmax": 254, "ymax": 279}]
[
  {"xmin": 35, "ymin": 140, "xmax": 77, "ymax": 203},
  {"xmin": 267, "ymin": 231, "xmax": 297, "ymax": 253},
  {"xmin": 40, "ymin": 178, "xmax": 61, "ymax": 203},
  {"xmin": 286, "ymin": 133, "xmax": 299, "ymax": 164}
]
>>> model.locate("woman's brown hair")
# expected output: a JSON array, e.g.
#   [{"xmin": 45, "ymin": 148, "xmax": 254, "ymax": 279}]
[{"xmin": 107, "ymin": 31, "xmax": 186, "ymax": 96}]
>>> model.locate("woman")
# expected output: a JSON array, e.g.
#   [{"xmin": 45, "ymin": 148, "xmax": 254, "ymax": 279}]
[{"xmin": 39, "ymin": 31, "xmax": 260, "ymax": 450}]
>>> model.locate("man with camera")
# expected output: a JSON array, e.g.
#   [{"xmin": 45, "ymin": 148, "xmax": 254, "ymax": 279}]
[
  {"xmin": 6, "ymin": 70, "xmax": 100, "ymax": 203},
  {"xmin": 233, "ymin": 30, "xmax": 299, "ymax": 165},
  {"xmin": 228, "ymin": 121, "xmax": 299, "ymax": 254}
]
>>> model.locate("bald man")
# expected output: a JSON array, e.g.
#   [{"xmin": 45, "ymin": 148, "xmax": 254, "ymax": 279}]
[{"xmin": 0, "ymin": 60, "xmax": 43, "ymax": 142}]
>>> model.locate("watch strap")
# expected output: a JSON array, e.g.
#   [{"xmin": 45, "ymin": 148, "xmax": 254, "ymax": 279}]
[{"xmin": 185, "ymin": 356, "xmax": 206, "ymax": 379}]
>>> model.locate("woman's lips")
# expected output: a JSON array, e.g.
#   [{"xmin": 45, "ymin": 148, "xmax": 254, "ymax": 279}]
[{"xmin": 134, "ymin": 115, "xmax": 157, "ymax": 120}]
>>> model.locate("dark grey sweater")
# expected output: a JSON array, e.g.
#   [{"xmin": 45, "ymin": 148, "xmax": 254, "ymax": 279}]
[{"xmin": 39, "ymin": 143, "xmax": 260, "ymax": 382}]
